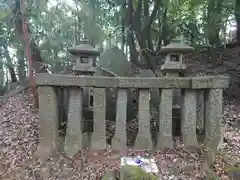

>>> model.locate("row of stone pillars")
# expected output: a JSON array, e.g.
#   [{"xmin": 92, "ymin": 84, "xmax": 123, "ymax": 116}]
[
  {"xmin": 34, "ymin": 40, "xmax": 228, "ymax": 163},
  {"xmin": 35, "ymin": 75, "xmax": 228, "ymax": 163}
]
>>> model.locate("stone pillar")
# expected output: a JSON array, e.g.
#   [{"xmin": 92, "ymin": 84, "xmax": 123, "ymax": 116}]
[
  {"xmin": 181, "ymin": 89, "xmax": 199, "ymax": 149},
  {"xmin": 157, "ymin": 89, "xmax": 174, "ymax": 149},
  {"xmin": 74, "ymin": 71, "xmax": 90, "ymax": 107},
  {"xmin": 64, "ymin": 88, "xmax": 83, "ymax": 157},
  {"xmin": 134, "ymin": 89, "xmax": 153, "ymax": 150},
  {"xmin": 35, "ymin": 86, "xmax": 58, "ymax": 161},
  {"xmin": 112, "ymin": 89, "xmax": 128, "ymax": 151},
  {"xmin": 204, "ymin": 89, "xmax": 223, "ymax": 165},
  {"xmin": 91, "ymin": 88, "xmax": 107, "ymax": 150}
]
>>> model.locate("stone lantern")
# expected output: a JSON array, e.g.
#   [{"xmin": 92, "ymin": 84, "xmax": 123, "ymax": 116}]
[
  {"xmin": 68, "ymin": 41, "xmax": 100, "ymax": 76},
  {"xmin": 160, "ymin": 40, "xmax": 194, "ymax": 135},
  {"xmin": 160, "ymin": 39, "xmax": 194, "ymax": 77},
  {"xmin": 68, "ymin": 41, "xmax": 100, "ymax": 107}
]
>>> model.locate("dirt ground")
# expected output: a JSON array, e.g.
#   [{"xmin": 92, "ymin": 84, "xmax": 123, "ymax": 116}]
[{"xmin": 0, "ymin": 87, "xmax": 239, "ymax": 180}]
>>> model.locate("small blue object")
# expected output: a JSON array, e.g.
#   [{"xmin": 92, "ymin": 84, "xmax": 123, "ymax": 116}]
[
  {"xmin": 135, "ymin": 158, "xmax": 141, "ymax": 164},
  {"xmin": 135, "ymin": 157, "xmax": 144, "ymax": 167}
]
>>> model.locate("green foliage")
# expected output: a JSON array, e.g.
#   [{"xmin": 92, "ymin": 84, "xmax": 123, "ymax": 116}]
[
  {"xmin": 0, "ymin": 0, "xmax": 238, "ymax": 81},
  {"xmin": 0, "ymin": 2, "xmax": 11, "ymax": 20},
  {"xmin": 120, "ymin": 165, "xmax": 157, "ymax": 180},
  {"xmin": 225, "ymin": 166, "xmax": 240, "ymax": 173}
]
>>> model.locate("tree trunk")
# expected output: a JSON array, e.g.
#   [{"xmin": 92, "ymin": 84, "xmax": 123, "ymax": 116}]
[
  {"xmin": 127, "ymin": 0, "xmax": 138, "ymax": 65},
  {"xmin": 2, "ymin": 42, "xmax": 17, "ymax": 82},
  {"xmin": 121, "ymin": 1, "xmax": 126, "ymax": 51},
  {"xmin": 235, "ymin": 0, "xmax": 240, "ymax": 45},
  {"xmin": 88, "ymin": 0, "xmax": 97, "ymax": 47},
  {"xmin": 17, "ymin": 48, "xmax": 26, "ymax": 82},
  {"xmin": 6, "ymin": 0, "xmax": 47, "ymax": 73},
  {"xmin": 206, "ymin": 0, "xmax": 223, "ymax": 48}
]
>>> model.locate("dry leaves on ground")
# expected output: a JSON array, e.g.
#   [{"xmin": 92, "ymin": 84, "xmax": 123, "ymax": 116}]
[{"xmin": 0, "ymin": 89, "xmax": 239, "ymax": 180}]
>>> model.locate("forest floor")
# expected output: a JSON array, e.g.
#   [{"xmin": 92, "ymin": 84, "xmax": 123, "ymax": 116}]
[
  {"xmin": 0, "ymin": 89, "xmax": 239, "ymax": 180},
  {"xmin": 1, "ymin": 47, "xmax": 240, "ymax": 180}
]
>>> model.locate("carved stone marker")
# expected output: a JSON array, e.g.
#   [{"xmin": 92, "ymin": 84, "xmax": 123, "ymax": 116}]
[
  {"xmin": 134, "ymin": 89, "xmax": 153, "ymax": 150},
  {"xmin": 157, "ymin": 89, "xmax": 174, "ymax": 149},
  {"xmin": 35, "ymin": 86, "xmax": 58, "ymax": 161},
  {"xmin": 181, "ymin": 89, "xmax": 199, "ymax": 149},
  {"xmin": 90, "ymin": 88, "xmax": 107, "ymax": 150},
  {"xmin": 204, "ymin": 89, "xmax": 223, "ymax": 165},
  {"xmin": 111, "ymin": 89, "xmax": 128, "ymax": 151},
  {"xmin": 64, "ymin": 88, "xmax": 83, "ymax": 157}
]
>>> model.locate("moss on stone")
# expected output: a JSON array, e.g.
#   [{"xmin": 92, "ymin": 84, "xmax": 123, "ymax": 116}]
[
  {"xmin": 225, "ymin": 166, "xmax": 240, "ymax": 173},
  {"xmin": 102, "ymin": 165, "xmax": 157, "ymax": 180}
]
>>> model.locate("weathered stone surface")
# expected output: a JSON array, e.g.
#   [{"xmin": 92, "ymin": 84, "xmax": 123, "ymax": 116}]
[
  {"xmin": 98, "ymin": 47, "xmax": 132, "ymax": 77},
  {"xmin": 112, "ymin": 89, "xmax": 128, "ymax": 150},
  {"xmin": 68, "ymin": 43, "xmax": 100, "ymax": 56},
  {"xmin": 161, "ymin": 62, "xmax": 186, "ymax": 71},
  {"xmin": 64, "ymin": 88, "xmax": 83, "ymax": 157},
  {"xmin": 72, "ymin": 64, "xmax": 95, "ymax": 72},
  {"xmin": 204, "ymin": 89, "xmax": 223, "ymax": 165},
  {"xmin": 138, "ymin": 69, "xmax": 160, "ymax": 116},
  {"xmin": 134, "ymin": 89, "xmax": 153, "ymax": 150},
  {"xmin": 35, "ymin": 86, "xmax": 58, "ymax": 161},
  {"xmin": 192, "ymin": 76, "xmax": 229, "ymax": 89},
  {"xmin": 181, "ymin": 89, "xmax": 199, "ymax": 149},
  {"xmin": 196, "ymin": 90, "xmax": 204, "ymax": 131},
  {"xmin": 36, "ymin": 73, "xmax": 191, "ymax": 88},
  {"xmin": 118, "ymin": 77, "xmax": 190, "ymax": 89},
  {"xmin": 91, "ymin": 88, "xmax": 107, "ymax": 150},
  {"xmin": 157, "ymin": 89, "xmax": 174, "ymax": 149}
]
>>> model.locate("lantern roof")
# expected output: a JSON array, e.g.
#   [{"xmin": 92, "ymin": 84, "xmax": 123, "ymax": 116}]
[
  {"xmin": 160, "ymin": 39, "xmax": 194, "ymax": 53},
  {"xmin": 68, "ymin": 41, "xmax": 100, "ymax": 56}
]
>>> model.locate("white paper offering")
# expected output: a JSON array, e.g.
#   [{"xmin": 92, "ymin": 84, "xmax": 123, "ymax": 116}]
[{"xmin": 120, "ymin": 156, "xmax": 159, "ymax": 173}]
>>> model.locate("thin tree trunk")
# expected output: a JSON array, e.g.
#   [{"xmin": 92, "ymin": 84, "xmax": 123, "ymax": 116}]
[
  {"xmin": 235, "ymin": 0, "xmax": 240, "ymax": 45},
  {"xmin": 127, "ymin": 0, "xmax": 138, "ymax": 65},
  {"xmin": 17, "ymin": 48, "xmax": 26, "ymax": 82},
  {"xmin": 89, "ymin": 0, "xmax": 97, "ymax": 47},
  {"xmin": 2, "ymin": 42, "xmax": 17, "ymax": 82},
  {"xmin": 121, "ymin": 1, "xmax": 126, "ymax": 51}
]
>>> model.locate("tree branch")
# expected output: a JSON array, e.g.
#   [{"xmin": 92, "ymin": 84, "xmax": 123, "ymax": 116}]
[
  {"xmin": 142, "ymin": 0, "xmax": 161, "ymax": 31},
  {"xmin": 134, "ymin": 0, "xmax": 142, "ymax": 30},
  {"xmin": 134, "ymin": 30, "xmax": 162, "ymax": 76}
]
